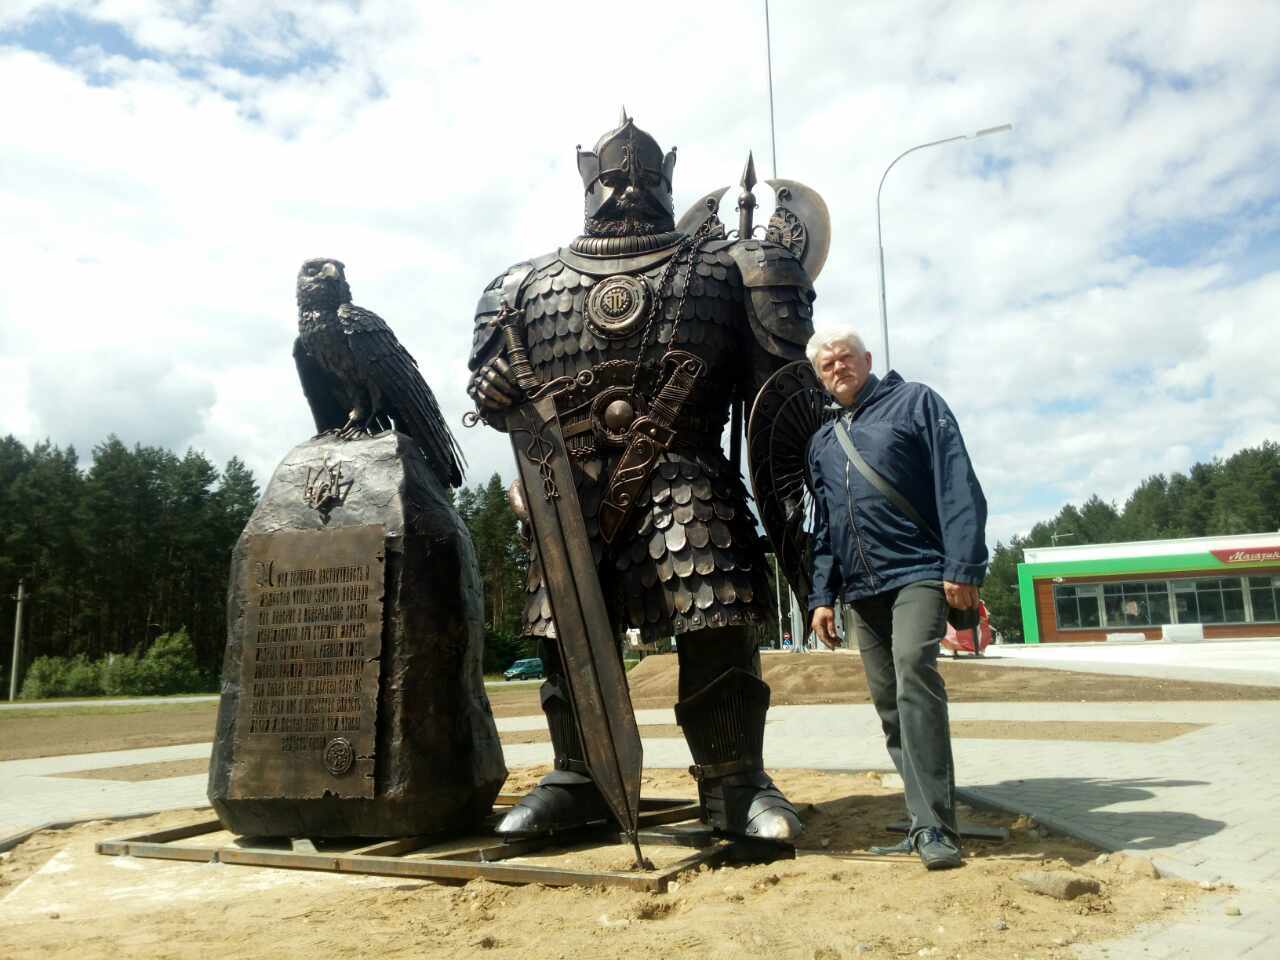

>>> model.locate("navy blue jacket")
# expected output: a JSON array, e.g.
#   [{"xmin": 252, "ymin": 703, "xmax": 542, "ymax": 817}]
[{"xmin": 806, "ymin": 371, "xmax": 988, "ymax": 609}]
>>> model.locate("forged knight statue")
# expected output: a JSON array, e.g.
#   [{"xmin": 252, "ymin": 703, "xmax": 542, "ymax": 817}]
[{"xmin": 467, "ymin": 114, "xmax": 819, "ymax": 843}]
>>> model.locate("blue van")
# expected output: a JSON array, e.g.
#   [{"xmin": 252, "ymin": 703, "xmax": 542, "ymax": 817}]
[{"xmin": 503, "ymin": 658, "xmax": 544, "ymax": 681}]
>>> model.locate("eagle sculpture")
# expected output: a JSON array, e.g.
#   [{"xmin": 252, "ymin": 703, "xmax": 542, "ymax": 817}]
[{"xmin": 294, "ymin": 258, "xmax": 464, "ymax": 489}]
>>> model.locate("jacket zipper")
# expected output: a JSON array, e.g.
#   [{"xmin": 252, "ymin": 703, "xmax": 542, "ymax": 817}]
[{"xmin": 844, "ymin": 459, "xmax": 878, "ymax": 590}]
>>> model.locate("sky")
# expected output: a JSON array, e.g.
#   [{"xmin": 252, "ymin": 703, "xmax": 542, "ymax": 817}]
[{"xmin": 1, "ymin": 0, "xmax": 1277, "ymax": 546}]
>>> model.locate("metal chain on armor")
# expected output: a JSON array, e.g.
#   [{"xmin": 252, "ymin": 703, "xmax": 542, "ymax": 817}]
[{"xmin": 627, "ymin": 216, "xmax": 717, "ymax": 399}]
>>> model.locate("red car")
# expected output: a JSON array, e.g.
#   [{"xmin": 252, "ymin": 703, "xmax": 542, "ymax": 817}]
[{"xmin": 942, "ymin": 600, "xmax": 992, "ymax": 657}]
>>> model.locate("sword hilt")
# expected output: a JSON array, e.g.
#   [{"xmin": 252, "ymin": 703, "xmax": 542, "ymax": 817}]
[{"xmin": 495, "ymin": 300, "xmax": 539, "ymax": 393}]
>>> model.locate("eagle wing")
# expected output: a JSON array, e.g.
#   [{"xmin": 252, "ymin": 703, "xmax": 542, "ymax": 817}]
[
  {"xmin": 338, "ymin": 303, "xmax": 466, "ymax": 489},
  {"xmin": 293, "ymin": 336, "xmax": 349, "ymax": 434}
]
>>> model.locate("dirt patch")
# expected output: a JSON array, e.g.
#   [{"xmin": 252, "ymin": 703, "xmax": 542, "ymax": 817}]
[
  {"xmin": 0, "ymin": 703, "xmax": 220, "ymax": 761},
  {"xmin": 625, "ymin": 652, "xmax": 1280, "ymax": 708},
  {"xmin": 3, "ymin": 654, "xmax": 1274, "ymax": 761},
  {"xmin": 950, "ymin": 720, "xmax": 1206, "ymax": 743},
  {"xmin": 0, "ymin": 768, "xmax": 1207, "ymax": 960}
]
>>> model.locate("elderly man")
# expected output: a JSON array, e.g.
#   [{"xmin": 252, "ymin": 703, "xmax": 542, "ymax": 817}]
[{"xmin": 805, "ymin": 329, "xmax": 988, "ymax": 870}]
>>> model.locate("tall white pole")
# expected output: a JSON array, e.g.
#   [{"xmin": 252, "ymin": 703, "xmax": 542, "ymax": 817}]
[
  {"xmin": 764, "ymin": 0, "xmax": 778, "ymax": 178},
  {"xmin": 876, "ymin": 123, "xmax": 1012, "ymax": 375},
  {"xmin": 9, "ymin": 578, "xmax": 25, "ymax": 702}
]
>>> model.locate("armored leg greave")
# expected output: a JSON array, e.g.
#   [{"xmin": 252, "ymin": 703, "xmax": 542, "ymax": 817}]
[
  {"xmin": 675, "ymin": 632, "xmax": 802, "ymax": 842},
  {"xmin": 494, "ymin": 644, "xmax": 612, "ymax": 838}
]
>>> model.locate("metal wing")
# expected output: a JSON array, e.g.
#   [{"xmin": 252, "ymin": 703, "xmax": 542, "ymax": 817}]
[
  {"xmin": 763, "ymin": 179, "xmax": 831, "ymax": 281},
  {"xmin": 339, "ymin": 303, "xmax": 466, "ymax": 489},
  {"xmin": 747, "ymin": 361, "xmax": 838, "ymax": 605},
  {"xmin": 676, "ymin": 187, "xmax": 731, "ymax": 237},
  {"xmin": 293, "ymin": 336, "xmax": 348, "ymax": 434},
  {"xmin": 676, "ymin": 179, "xmax": 831, "ymax": 281}
]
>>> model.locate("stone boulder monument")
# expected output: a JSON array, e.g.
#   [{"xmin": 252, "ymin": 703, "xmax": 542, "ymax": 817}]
[{"xmin": 207, "ymin": 259, "xmax": 505, "ymax": 838}]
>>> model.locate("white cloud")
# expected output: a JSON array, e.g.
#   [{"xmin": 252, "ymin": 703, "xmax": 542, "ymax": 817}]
[{"xmin": 0, "ymin": 0, "xmax": 1277, "ymax": 552}]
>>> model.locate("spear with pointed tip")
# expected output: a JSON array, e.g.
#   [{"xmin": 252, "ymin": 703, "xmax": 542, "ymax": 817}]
[
  {"xmin": 737, "ymin": 151, "xmax": 758, "ymax": 241},
  {"xmin": 727, "ymin": 152, "xmax": 761, "ymax": 471}
]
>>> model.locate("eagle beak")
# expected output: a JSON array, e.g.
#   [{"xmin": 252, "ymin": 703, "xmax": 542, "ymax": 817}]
[{"xmin": 320, "ymin": 263, "xmax": 338, "ymax": 279}]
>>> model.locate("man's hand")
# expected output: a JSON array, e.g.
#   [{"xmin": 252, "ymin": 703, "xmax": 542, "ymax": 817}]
[
  {"xmin": 467, "ymin": 356, "xmax": 523, "ymax": 411},
  {"xmin": 943, "ymin": 582, "xmax": 979, "ymax": 610},
  {"xmin": 810, "ymin": 606, "xmax": 839, "ymax": 649}
]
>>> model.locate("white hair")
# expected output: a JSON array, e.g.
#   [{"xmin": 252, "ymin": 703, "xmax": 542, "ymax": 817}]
[{"xmin": 805, "ymin": 329, "xmax": 868, "ymax": 368}]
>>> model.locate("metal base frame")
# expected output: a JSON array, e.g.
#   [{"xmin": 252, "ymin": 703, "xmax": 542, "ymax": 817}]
[{"xmin": 94, "ymin": 795, "xmax": 795, "ymax": 893}]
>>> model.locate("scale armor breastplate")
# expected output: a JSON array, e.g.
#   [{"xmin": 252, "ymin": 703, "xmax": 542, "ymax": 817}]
[{"xmin": 473, "ymin": 237, "xmax": 815, "ymax": 641}]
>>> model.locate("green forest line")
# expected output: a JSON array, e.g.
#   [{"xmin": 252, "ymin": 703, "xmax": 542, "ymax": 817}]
[{"xmin": 2, "ymin": 434, "xmax": 1276, "ymax": 695}]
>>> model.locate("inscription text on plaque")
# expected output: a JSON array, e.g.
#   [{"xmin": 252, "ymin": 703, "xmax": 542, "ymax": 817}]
[{"xmin": 228, "ymin": 525, "xmax": 385, "ymax": 799}]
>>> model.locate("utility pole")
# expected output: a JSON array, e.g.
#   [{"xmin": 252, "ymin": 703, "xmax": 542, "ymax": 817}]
[{"xmin": 9, "ymin": 578, "xmax": 25, "ymax": 701}]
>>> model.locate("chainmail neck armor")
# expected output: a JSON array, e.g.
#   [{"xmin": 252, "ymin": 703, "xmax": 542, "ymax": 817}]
[{"xmin": 568, "ymin": 231, "xmax": 685, "ymax": 256}]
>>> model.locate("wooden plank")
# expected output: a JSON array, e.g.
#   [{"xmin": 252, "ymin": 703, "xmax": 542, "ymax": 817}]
[
  {"xmin": 123, "ymin": 842, "xmax": 218, "ymax": 863},
  {"xmin": 637, "ymin": 803, "xmax": 701, "ymax": 828},
  {"xmin": 638, "ymin": 796, "xmax": 697, "ymax": 810},
  {"xmin": 631, "ymin": 825, "xmax": 716, "ymax": 848},
  {"xmin": 217, "ymin": 846, "xmax": 663, "ymax": 891},
  {"xmin": 347, "ymin": 836, "xmax": 431, "ymax": 857},
  {"xmin": 439, "ymin": 836, "xmax": 560, "ymax": 863},
  {"xmin": 102, "ymin": 819, "xmax": 223, "ymax": 846}
]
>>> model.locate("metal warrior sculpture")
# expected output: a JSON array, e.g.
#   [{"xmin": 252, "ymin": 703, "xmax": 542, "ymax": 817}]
[{"xmin": 466, "ymin": 112, "xmax": 828, "ymax": 850}]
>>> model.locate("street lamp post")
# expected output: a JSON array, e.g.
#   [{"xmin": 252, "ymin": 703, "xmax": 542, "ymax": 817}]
[
  {"xmin": 876, "ymin": 123, "xmax": 1013, "ymax": 374},
  {"xmin": 9, "ymin": 577, "xmax": 25, "ymax": 702}
]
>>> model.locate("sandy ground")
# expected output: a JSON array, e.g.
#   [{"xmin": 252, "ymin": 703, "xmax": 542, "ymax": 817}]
[
  {"xmin": 3, "ymin": 653, "xmax": 1274, "ymax": 762},
  {"xmin": 0, "ymin": 766, "xmax": 1210, "ymax": 960}
]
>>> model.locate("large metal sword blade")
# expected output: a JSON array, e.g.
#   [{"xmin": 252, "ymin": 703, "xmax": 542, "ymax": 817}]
[{"xmin": 507, "ymin": 395, "xmax": 644, "ymax": 857}]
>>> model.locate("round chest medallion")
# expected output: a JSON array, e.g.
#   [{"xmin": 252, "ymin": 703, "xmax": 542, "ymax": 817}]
[
  {"xmin": 323, "ymin": 737, "xmax": 354, "ymax": 776},
  {"xmin": 585, "ymin": 274, "xmax": 648, "ymax": 338}
]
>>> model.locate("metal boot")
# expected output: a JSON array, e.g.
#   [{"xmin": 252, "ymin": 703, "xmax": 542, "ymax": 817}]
[
  {"xmin": 675, "ymin": 667, "xmax": 802, "ymax": 842},
  {"xmin": 494, "ymin": 677, "xmax": 613, "ymax": 837}
]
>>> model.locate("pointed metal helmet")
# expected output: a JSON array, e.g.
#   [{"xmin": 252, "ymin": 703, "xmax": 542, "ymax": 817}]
[{"xmin": 576, "ymin": 110, "xmax": 678, "ymax": 218}]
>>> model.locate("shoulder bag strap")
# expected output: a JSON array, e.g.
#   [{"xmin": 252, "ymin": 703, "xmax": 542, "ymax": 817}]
[{"xmin": 833, "ymin": 419, "xmax": 944, "ymax": 551}]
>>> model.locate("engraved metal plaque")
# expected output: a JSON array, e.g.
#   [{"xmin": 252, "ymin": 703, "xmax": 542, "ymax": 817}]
[{"xmin": 227, "ymin": 525, "xmax": 385, "ymax": 800}]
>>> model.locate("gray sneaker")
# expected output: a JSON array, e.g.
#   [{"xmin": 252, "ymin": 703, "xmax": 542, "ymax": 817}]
[{"xmin": 914, "ymin": 827, "xmax": 963, "ymax": 870}]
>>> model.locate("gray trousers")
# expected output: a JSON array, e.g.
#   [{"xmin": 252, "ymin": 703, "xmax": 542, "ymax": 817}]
[{"xmin": 844, "ymin": 579, "xmax": 958, "ymax": 841}]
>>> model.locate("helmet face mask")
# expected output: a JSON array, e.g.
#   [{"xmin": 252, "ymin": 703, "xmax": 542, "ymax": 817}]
[{"xmin": 578, "ymin": 115, "xmax": 677, "ymax": 235}]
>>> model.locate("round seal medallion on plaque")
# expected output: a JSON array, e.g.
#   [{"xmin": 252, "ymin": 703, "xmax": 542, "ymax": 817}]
[
  {"xmin": 323, "ymin": 737, "xmax": 354, "ymax": 776},
  {"xmin": 585, "ymin": 274, "xmax": 648, "ymax": 338}
]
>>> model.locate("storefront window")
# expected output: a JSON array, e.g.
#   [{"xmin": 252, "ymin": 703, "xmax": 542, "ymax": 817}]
[
  {"xmin": 1054, "ymin": 584, "xmax": 1101, "ymax": 629},
  {"xmin": 1249, "ymin": 576, "xmax": 1280, "ymax": 623},
  {"xmin": 1051, "ymin": 572, "xmax": 1279, "ymax": 633},
  {"xmin": 1174, "ymin": 578, "xmax": 1247, "ymax": 624},
  {"xmin": 1103, "ymin": 581, "xmax": 1170, "ymax": 626}
]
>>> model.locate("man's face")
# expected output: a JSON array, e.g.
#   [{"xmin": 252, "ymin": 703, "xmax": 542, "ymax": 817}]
[{"xmin": 816, "ymin": 342, "xmax": 873, "ymax": 407}]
